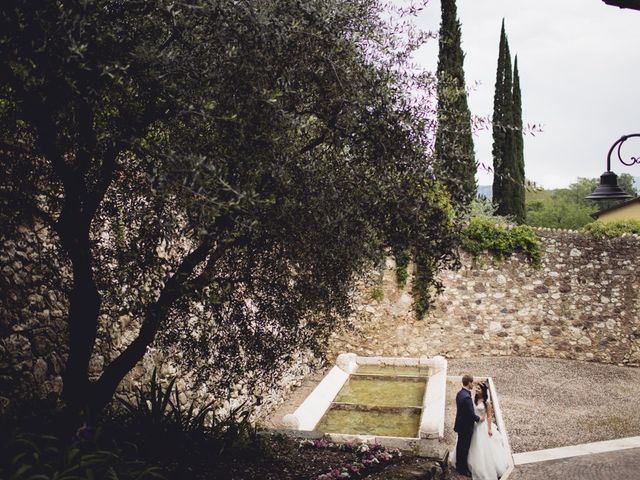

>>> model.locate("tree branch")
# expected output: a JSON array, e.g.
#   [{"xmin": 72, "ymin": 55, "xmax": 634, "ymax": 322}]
[{"xmin": 90, "ymin": 215, "xmax": 234, "ymax": 411}]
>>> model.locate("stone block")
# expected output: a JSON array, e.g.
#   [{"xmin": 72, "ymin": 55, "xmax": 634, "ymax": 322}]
[{"xmin": 534, "ymin": 285, "xmax": 549, "ymax": 294}]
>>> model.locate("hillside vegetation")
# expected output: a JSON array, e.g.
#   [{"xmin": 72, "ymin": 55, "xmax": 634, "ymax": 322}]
[{"xmin": 523, "ymin": 175, "xmax": 637, "ymax": 230}]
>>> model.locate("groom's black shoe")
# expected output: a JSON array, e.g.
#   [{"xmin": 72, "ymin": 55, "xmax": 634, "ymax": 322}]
[{"xmin": 456, "ymin": 468, "xmax": 472, "ymax": 478}]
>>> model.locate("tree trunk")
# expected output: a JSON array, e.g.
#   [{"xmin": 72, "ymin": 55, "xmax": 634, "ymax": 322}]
[{"xmin": 57, "ymin": 212, "xmax": 102, "ymax": 419}]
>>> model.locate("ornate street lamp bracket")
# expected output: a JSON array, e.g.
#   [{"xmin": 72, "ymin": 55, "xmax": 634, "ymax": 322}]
[{"xmin": 586, "ymin": 134, "xmax": 640, "ymax": 201}]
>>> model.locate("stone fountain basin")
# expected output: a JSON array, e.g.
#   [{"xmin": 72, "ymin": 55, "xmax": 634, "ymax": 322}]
[{"xmin": 282, "ymin": 353, "xmax": 448, "ymax": 446}]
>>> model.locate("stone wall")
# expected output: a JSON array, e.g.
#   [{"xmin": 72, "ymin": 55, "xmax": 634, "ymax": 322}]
[
  {"xmin": 0, "ymin": 223, "xmax": 317, "ymax": 418},
  {"xmin": 328, "ymin": 229, "xmax": 640, "ymax": 366},
  {"xmin": 0, "ymin": 224, "xmax": 69, "ymax": 409},
  {"xmin": 3, "ymin": 225, "xmax": 640, "ymax": 417}
]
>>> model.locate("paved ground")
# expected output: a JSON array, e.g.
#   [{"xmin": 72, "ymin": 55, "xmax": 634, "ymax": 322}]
[
  {"xmin": 447, "ymin": 357, "xmax": 640, "ymax": 453},
  {"xmin": 511, "ymin": 447, "xmax": 640, "ymax": 479}
]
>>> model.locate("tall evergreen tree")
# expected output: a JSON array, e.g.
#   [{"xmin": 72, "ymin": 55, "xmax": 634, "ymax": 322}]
[
  {"xmin": 434, "ymin": 0, "xmax": 476, "ymax": 208},
  {"xmin": 492, "ymin": 20, "xmax": 515, "ymax": 218},
  {"xmin": 512, "ymin": 56, "xmax": 526, "ymax": 223}
]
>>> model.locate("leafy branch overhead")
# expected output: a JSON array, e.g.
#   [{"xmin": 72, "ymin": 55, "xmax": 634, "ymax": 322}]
[{"xmin": 0, "ymin": 0, "xmax": 458, "ymax": 419}]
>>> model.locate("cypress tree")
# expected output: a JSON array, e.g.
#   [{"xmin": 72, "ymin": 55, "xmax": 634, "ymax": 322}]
[
  {"xmin": 492, "ymin": 20, "xmax": 514, "ymax": 217},
  {"xmin": 434, "ymin": 0, "xmax": 476, "ymax": 208},
  {"xmin": 512, "ymin": 56, "xmax": 525, "ymax": 223}
]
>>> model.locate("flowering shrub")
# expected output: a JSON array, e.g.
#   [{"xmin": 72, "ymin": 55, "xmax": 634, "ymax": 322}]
[
  {"xmin": 299, "ymin": 439, "xmax": 402, "ymax": 479},
  {"xmin": 299, "ymin": 438, "xmax": 333, "ymax": 449}
]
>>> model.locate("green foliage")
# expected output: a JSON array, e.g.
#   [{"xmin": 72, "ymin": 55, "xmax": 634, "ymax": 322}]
[
  {"xmin": 492, "ymin": 22, "xmax": 525, "ymax": 223},
  {"xmin": 492, "ymin": 21, "xmax": 513, "ymax": 215},
  {"xmin": 525, "ymin": 189, "xmax": 596, "ymax": 230},
  {"xmin": 393, "ymin": 248, "xmax": 411, "ymax": 288},
  {"xmin": 0, "ymin": 431, "xmax": 166, "ymax": 480},
  {"xmin": 434, "ymin": 0, "xmax": 476, "ymax": 208},
  {"xmin": 525, "ymin": 175, "xmax": 638, "ymax": 230},
  {"xmin": 1, "ymin": 0, "xmax": 458, "ymax": 414},
  {"xmin": 511, "ymin": 57, "xmax": 525, "ymax": 223},
  {"xmin": 118, "ymin": 370, "xmax": 179, "ymax": 431},
  {"xmin": 370, "ymin": 287, "xmax": 384, "ymax": 302},
  {"xmin": 413, "ymin": 249, "xmax": 439, "ymax": 320},
  {"xmin": 583, "ymin": 220, "xmax": 640, "ymax": 237},
  {"xmin": 462, "ymin": 217, "xmax": 541, "ymax": 266},
  {"xmin": 410, "ymin": 183, "xmax": 458, "ymax": 320},
  {"xmin": 462, "ymin": 197, "xmax": 509, "ymax": 223},
  {"xmin": 117, "ymin": 369, "xmax": 254, "ymax": 456}
]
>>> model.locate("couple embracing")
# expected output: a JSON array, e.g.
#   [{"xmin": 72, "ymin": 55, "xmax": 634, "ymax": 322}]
[{"xmin": 452, "ymin": 375, "xmax": 510, "ymax": 479}]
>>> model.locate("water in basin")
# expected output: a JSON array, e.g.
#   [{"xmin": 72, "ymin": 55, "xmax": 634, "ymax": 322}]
[
  {"xmin": 334, "ymin": 377, "xmax": 426, "ymax": 407},
  {"xmin": 315, "ymin": 407, "xmax": 421, "ymax": 437}
]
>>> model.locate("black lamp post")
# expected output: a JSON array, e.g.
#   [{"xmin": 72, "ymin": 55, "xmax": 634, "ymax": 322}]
[{"xmin": 585, "ymin": 134, "xmax": 640, "ymax": 201}]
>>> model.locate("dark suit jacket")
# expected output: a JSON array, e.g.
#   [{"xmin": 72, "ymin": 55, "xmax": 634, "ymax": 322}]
[{"xmin": 454, "ymin": 387, "xmax": 480, "ymax": 433}]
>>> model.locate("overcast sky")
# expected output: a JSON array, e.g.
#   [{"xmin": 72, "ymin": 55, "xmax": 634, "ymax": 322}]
[{"xmin": 411, "ymin": 0, "xmax": 639, "ymax": 189}]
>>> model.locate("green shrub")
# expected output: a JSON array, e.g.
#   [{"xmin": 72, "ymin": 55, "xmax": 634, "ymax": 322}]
[
  {"xmin": 583, "ymin": 220, "xmax": 640, "ymax": 238},
  {"xmin": 0, "ymin": 430, "xmax": 166, "ymax": 480},
  {"xmin": 370, "ymin": 287, "xmax": 383, "ymax": 302},
  {"xmin": 462, "ymin": 217, "xmax": 541, "ymax": 266},
  {"xmin": 117, "ymin": 369, "xmax": 255, "ymax": 456},
  {"xmin": 118, "ymin": 369, "xmax": 178, "ymax": 432}
]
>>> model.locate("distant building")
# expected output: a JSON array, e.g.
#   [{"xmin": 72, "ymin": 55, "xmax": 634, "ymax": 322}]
[{"xmin": 593, "ymin": 197, "xmax": 640, "ymax": 222}]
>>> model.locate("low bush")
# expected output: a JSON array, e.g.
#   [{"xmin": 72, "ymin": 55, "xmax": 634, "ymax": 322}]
[
  {"xmin": 116, "ymin": 369, "xmax": 257, "ymax": 460},
  {"xmin": 461, "ymin": 217, "xmax": 541, "ymax": 266},
  {"xmin": 0, "ymin": 428, "xmax": 166, "ymax": 480},
  {"xmin": 582, "ymin": 219, "xmax": 640, "ymax": 237}
]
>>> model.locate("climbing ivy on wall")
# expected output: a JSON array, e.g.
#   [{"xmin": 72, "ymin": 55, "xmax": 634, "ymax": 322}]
[
  {"xmin": 461, "ymin": 217, "xmax": 541, "ymax": 266},
  {"xmin": 412, "ymin": 248, "xmax": 446, "ymax": 320},
  {"xmin": 393, "ymin": 248, "xmax": 411, "ymax": 287}
]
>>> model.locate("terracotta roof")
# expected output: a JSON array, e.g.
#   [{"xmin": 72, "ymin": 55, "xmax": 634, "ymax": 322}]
[{"xmin": 592, "ymin": 196, "xmax": 640, "ymax": 219}]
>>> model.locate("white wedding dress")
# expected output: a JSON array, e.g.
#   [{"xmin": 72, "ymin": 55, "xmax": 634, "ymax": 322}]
[{"xmin": 466, "ymin": 401, "xmax": 510, "ymax": 480}]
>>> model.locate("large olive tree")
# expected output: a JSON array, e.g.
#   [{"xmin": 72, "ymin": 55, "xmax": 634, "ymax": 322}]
[{"xmin": 0, "ymin": 0, "xmax": 457, "ymax": 419}]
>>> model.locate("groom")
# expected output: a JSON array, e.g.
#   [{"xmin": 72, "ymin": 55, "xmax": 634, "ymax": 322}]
[{"xmin": 453, "ymin": 374, "xmax": 484, "ymax": 477}]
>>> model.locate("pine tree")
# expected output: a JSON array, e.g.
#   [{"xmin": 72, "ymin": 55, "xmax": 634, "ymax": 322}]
[
  {"xmin": 492, "ymin": 20, "xmax": 514, "ymax": 217},
  {"xmin": 511, "ymin": 56, "xmax": 525, "ymax": 223},
  {"xmin": 434, "ymin": 0, "xmax": 476, "ymax": 208}
]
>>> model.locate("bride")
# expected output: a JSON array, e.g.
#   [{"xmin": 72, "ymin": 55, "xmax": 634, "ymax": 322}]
[{"xmin": 451, "ymin": 382, "xmax": 510, "ymax": 479}]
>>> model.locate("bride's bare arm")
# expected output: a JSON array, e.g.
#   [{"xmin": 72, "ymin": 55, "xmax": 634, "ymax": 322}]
[{"xmin": 486, "ymin": 401, "xmax": 493, "ymax": 436}]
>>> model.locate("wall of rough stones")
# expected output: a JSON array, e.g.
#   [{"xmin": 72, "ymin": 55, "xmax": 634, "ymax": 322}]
[
  {"xmin": 328, "ymin": 229, "xmax": 640, "ymax": 367},
  {"xmin": 0, "ymin": 222, "xmax": 317, "ymax": 418},
  {"xmin": 0, "ymin": 224, "xmax": 68, "ymax": 411},
  {"xmin": 3, "ymin": 226, "xmax": 640, "ymax": 417}
]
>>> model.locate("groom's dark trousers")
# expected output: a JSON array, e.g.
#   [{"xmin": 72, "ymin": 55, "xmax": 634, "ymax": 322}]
[{"xmin": 454, "ymin": 387, "xmax": 480, "ymax": 476}]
